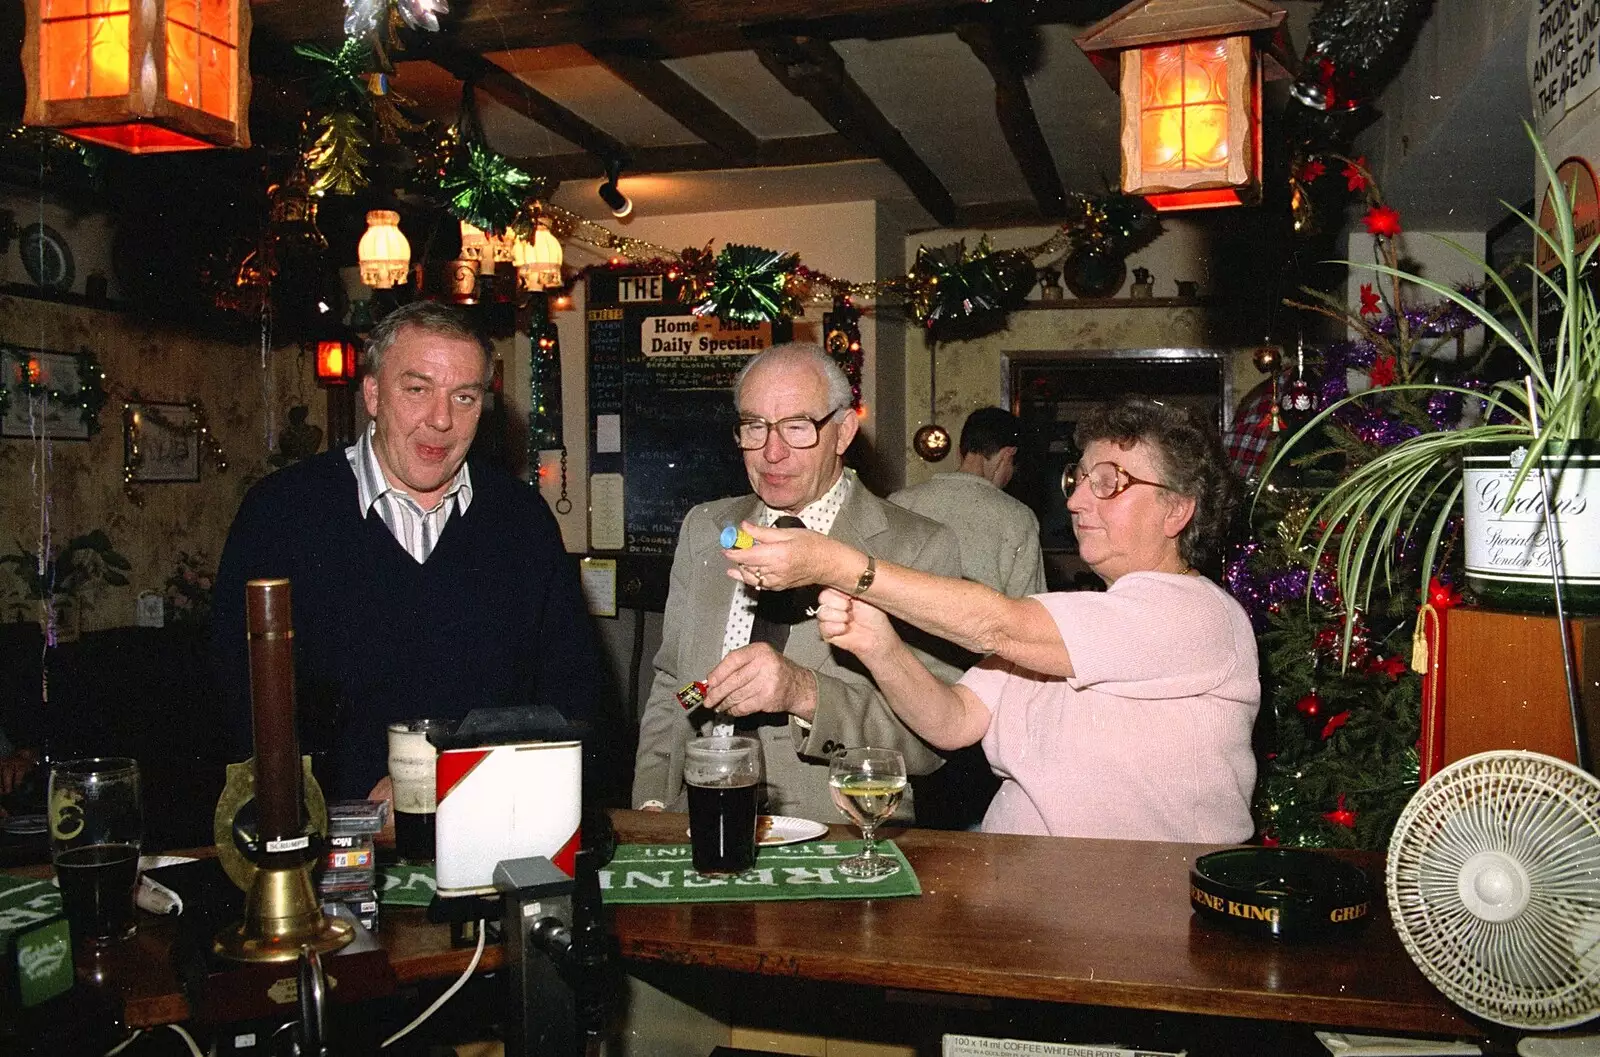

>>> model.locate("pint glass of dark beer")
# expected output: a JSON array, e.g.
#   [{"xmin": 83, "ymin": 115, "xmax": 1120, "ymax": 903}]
[
  {"xmin": 684, "ymin": 736, "xmax": 761, "ymax": 875},
  {"xmin": 387, "ymin": 719, "xmax": 448, "ymax": 863},
  {"xmin": 48, "ymin": 758, "xmax": 142, "ymax": 946}
]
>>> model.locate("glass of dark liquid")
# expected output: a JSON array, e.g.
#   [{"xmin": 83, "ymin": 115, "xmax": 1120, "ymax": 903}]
[
  {"xmin": 685, "ymin": 736, "xmax": 762, "ymax": 875},
  {"xmin": 387, "ymin": 719, "xmax": 447, "ymax": 863},
  {"xmin": 48, "ymin": 757, "xmax": 142, "ymax": 946}
]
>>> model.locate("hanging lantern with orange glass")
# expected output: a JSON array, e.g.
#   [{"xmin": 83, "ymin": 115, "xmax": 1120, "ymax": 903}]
[
  {"xmin": 1075, "ymin": 0, "xmax": 1292, "ymax": 211},
  {"xmin": 314, "ymin": 338, "xmax": 358, "ymax": 387},
  {"xmin": 21, "ymin": 0, "xmax": 252, "ymax": 153}
]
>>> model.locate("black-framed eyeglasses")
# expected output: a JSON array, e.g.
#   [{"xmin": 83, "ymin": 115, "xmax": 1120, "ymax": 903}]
[
  {"xmin": 1061, "ymin": 461, "xmax": 1174, "ymax": 500},
  {"xmin": 734, "ymin": 407, "xmax": 843, "ymax": 450}
]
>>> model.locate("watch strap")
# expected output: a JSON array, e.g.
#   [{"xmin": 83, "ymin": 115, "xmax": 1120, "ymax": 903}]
[{"xmin": 853, "ymin": 554, "xmax": 876, "ymax": 595}]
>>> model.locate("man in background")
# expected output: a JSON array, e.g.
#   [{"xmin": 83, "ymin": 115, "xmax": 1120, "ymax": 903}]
[
  {"xmin": 889, "ymin": 406, "xmax": 1044, "ymax": 827},
  {"xmin": 890, "ymin": 407, "xmax": 1045, "ymax": 597},
  {"xmin": 633, "ymin": 342, "xmax": 966, "ymax": 824},
  {"xmin": 213, "ymin": 300, "xmax": 620, "ymax": 804}
]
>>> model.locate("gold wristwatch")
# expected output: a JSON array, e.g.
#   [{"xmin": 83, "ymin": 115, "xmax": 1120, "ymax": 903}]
[{"xmin": 853, "ymin": 554, "xmax": 876, "ymax": 595}]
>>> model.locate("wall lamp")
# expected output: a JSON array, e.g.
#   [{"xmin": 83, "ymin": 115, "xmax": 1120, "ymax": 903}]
[{"xmin": 598, "ymin": 159, "xmax": 633, "ymax": 218}]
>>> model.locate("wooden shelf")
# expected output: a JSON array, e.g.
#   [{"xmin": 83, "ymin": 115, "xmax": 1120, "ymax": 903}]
[
  {"xmin": 0, "ymin": 282, "xmax": 126, "ymax": 312},
  {"xmin": 1016, "ymin": 296, "xmax": 1205, "ymax": 310}
]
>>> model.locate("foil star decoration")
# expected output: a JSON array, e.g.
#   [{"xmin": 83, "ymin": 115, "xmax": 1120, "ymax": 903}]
[
  {"xmin": 1343, "ymin": 156, "xmax": 1369, "ymax": 192},
  {"xmin": 1363, "ymin": 205, "xmax": 1402, "ymax": 237},
  {"xmin": 1296, "ymin": 158, "xmax": 1326, "ymax": 182},
  {"xmin": 1359, "ymin": 282, "xmax": 1381, "ymax": 316}
]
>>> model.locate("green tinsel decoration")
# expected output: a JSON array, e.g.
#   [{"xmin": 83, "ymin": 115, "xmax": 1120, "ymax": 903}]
[
  {"xmin": 440, "ymin": 142, "xmax": 532, "ymax": 235},
  {"xmin": 305, "ymin": 111, "xmax": 370, "ymax": 196},
  {"xmin": 905, "ymin": 239, "xmax": 1035, "ymax": 341},
  {"xmin": 294, "ymin": 38, "xmax": 376, "ymax": 112},
  {"xmin": 692, "ymin": 245, "xmax": 800, "ymax": 325}
]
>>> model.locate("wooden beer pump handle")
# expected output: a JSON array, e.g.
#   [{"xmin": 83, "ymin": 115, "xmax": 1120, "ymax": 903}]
[{"xmin": 246, "ymin": 578, "xmax": 302, "ymax": 844}]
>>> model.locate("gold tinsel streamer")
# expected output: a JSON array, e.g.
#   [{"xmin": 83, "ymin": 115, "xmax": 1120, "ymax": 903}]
[{"xmin": 306, "ymin": 112, "xmax": 370, "ymax": 196}]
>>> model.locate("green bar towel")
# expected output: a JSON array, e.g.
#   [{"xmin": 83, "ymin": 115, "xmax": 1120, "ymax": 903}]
[{"xmin": 600, "ymin": 840, "xmax": 920, "ymax": 904}]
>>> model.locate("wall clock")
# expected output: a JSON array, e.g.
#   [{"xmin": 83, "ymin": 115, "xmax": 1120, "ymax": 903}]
[{"xmin": 19, "ymin": 223, "xmax": 74, "ymax": 293}]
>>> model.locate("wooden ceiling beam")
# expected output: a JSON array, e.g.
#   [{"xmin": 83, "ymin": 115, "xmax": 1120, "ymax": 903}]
[
  {"xmin": 516, "ymin": 133, "xmax": 869, "ymax": 181},
  {"xmin": 957, "ymin": 21, "xmax": 1068, "ymax": 220},
  {"xmin": 756, "ymin": 36, "xmax": 955, "ymax": 226},
  {"xmin": 422, "ymin": 45, "xmax": 631, "ymax": 164},
  {"xmin": 584, "ymin": 46, "xmax": 762, "ymax": 161},
  {"xmin": 252, "ymin": 0, "xmax": 981, "ymax": 51}
]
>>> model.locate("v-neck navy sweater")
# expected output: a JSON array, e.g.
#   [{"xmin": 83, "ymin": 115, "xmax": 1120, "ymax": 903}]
[{"xmin": 212, "ymin": 449, "xmax": 612, "ymax": 799}]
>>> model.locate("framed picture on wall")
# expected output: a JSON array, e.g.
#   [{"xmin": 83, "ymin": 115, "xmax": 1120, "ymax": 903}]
[
  {"xmin": 0, "ymin": 347, "xmax": 97, "ymax": 440},
  {"xmin": 126, "ymin": 402, "xmax": 200, "ymax": 482}
]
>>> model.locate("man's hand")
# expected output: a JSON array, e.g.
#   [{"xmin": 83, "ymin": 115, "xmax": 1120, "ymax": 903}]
[
  {"xmin": 704, "ymin": 642, "xmax": 818, "ymax": 722},
  {"xmin": 0, "ymin": 749, "xmax": 38, "ymax": 796}
]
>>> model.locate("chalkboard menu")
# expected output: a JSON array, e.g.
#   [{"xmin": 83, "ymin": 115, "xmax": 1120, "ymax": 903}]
[{"xmin": 587, "ymin": 271, "xmax": 790, "ymax": 555}]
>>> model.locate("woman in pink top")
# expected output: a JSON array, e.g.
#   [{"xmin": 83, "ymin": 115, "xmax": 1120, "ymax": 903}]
[{"xmin": 717, "ymin": 397, "xmax": 1259, "ymax": 843}]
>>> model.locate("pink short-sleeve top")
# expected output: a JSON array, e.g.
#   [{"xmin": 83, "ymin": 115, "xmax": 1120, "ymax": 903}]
[{"xmin": 959, "ymin": 572, "xmax": 1259, "ymax": 842}]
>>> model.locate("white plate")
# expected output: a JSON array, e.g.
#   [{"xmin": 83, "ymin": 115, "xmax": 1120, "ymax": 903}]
[{"xmin": 685, "ymin": 815, "xmax": 829, "ymax": 847}]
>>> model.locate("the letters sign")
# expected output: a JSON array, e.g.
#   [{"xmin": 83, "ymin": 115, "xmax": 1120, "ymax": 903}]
[{"xmin": 1529, "ymin": 0, "xmax": 1600, "ymax": 132}]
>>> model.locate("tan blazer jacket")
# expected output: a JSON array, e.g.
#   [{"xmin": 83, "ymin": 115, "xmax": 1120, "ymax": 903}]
[{"xmin": 631, "ymin": 481, "xmax": 966, "ymax": 824}]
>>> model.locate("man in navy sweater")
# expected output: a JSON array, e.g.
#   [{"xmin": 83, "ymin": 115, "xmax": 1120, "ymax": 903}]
[{"xmin": 213, "ymin": 301, "xmax": 616, "ymax": 803}]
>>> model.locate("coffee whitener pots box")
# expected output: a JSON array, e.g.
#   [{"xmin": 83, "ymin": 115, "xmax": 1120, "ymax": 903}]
[{"xmin": 434, "ymin": 739, "xmax": 582, "ymax": 896}]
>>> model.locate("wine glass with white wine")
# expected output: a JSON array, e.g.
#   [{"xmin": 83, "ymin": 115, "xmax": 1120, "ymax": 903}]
[{"xmin": 828, "ymin": 747, "xmax": 906, "ymax": 878}]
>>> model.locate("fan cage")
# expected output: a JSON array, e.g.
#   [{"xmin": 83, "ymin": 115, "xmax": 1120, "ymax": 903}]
[{"xmin": 1386, "ymin": 750, "xmax": 1600, "ymax": 1030}]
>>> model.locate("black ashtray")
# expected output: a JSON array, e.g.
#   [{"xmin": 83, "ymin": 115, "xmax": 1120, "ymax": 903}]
[{"xmin": 1189, "ymin": 847, "xmax": 1374, "ymax": 941}]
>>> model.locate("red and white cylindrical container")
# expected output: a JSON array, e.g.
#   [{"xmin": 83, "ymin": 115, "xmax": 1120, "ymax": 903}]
[{"xmin": 434, "ymin": 739, "xmax": 582, "ymax": 896}]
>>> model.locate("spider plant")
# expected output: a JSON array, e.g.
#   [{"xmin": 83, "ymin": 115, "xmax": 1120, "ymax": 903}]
[{"xmin": 1261, "ymin": 122, "xmax": 1600, "ymax": 658}]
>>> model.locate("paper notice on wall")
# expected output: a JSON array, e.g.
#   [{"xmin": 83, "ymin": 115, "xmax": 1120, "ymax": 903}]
[
  {"xmin": 596, "ymin": 413, "xmax": 622, "ymax": 454},
  {"xmin": 589, "ymin": 473, "xmax": 625, "ymax": 551},
  {"xmin": 580, "ymin": 558, "xmax": 618, "ymax": 617},
  {"xmin": 942, "ymin": 1037, "xmax": 1184, "ymax": 1057},
  {"xmin": 1529, "ymin": 0, "xmax": 1600, "ymax": 132}
]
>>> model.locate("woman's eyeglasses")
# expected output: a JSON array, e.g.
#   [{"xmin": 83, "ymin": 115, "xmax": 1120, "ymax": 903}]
[{"xmin": 1061, "ymin": 461, "xmax": 1174, "ymax": 500}]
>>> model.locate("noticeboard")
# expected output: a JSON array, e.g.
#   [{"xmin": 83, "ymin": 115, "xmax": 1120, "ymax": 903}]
[{"xmin": 586, "ymin": 271, "xmax": 790, "ymax": 556}]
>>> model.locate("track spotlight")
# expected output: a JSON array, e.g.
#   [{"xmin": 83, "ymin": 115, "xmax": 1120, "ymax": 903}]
[{"xmin": 598, "ymin": 159, "xmax": 633, "ymax": 218}]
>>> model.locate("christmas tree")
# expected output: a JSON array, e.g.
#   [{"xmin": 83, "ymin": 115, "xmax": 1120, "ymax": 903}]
[{"xmin": 1226, "ymin": 157, "xmax": 1485, "ymax": 849}]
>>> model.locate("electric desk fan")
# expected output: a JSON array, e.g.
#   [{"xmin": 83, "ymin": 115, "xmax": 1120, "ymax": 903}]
[{"xmin": 1386, "ymin": 749, "xmax": 1600, "ymax": 1030}]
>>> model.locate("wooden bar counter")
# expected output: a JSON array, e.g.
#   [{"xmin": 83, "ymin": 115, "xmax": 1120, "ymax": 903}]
[
  {"xmin": 7, "ymin": 810, "xmax": 1483, "ymax": 1044},
  {"xmin": 610, "ymin": 811, "xmax": 1479, "ymax": 1041}
]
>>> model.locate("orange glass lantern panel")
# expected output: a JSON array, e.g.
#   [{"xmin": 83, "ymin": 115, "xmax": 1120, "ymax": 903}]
[
  {"xmin": 23, "ymin": 0, "xmax": 250, "ymax": 152},
  {"xmin": 315, "ymin": 340, "xmax": 357, "ymax": 385},
  {"xmin": 1119, "ymin": 34, "xmax": 1259, "ymax": 211},
  {"xmin": 1138, "ymin": 40, "xmax": 1231, "ymax": 173}
]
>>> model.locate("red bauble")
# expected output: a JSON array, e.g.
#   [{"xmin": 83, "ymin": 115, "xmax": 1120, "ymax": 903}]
[{"xmin": 1295, "ymin": 693, "xmax": 1322, "ymax": 719}]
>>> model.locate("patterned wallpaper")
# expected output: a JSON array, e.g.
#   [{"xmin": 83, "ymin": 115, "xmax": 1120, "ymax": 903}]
[{"xmin": 0, "ymin": 294, "xmax": 321, "ymax": 634}]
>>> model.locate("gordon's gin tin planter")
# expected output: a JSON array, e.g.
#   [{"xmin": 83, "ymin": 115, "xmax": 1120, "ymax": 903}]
[
  {"xmin": 1462, "ymin": 448, "xmax": 1600, "ymax": 615},
  {"xmin": 434, "ymin": 739, "xmax": 582, "ymax": 896}
]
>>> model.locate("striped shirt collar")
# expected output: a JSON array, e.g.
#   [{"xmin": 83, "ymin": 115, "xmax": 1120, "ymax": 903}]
[{"xmin": 347, "ymin": 422, "xmax": 474, "ymax": 519}]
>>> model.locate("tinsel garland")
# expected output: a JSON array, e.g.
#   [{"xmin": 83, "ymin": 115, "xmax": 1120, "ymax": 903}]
[
  {"xmin": 527, "ymin": 190, "xmax": 1158, "ymax": 327},
  {"xmin": 306, "ymin": 112, "xmax": 370, "ymax": 196},
  {"xmin": 691, "ymin": 245, "xmax": 801, "ymax": 325},
  {"xmin": 439, "ymin": 143, "xmax": 533, "ymax": 235}
]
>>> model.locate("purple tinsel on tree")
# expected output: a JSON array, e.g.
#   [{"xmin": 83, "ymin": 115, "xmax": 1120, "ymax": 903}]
[
  {"xmin": 1425, "ymin": 390, "xmax": 1461, "ymax": 429},
  {"xmin": 1269, "ymin": 567, "xmax": 1310, "ymax": 603}
]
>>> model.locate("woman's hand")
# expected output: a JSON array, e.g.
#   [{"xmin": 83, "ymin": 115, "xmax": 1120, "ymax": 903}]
[
  {"xmin": 815, "ymin": 587, "xmax": 900, "ymax": 663},
  {"xmin": 724, "ymin": 520, "xmax": 857, "ymax": 593}
]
